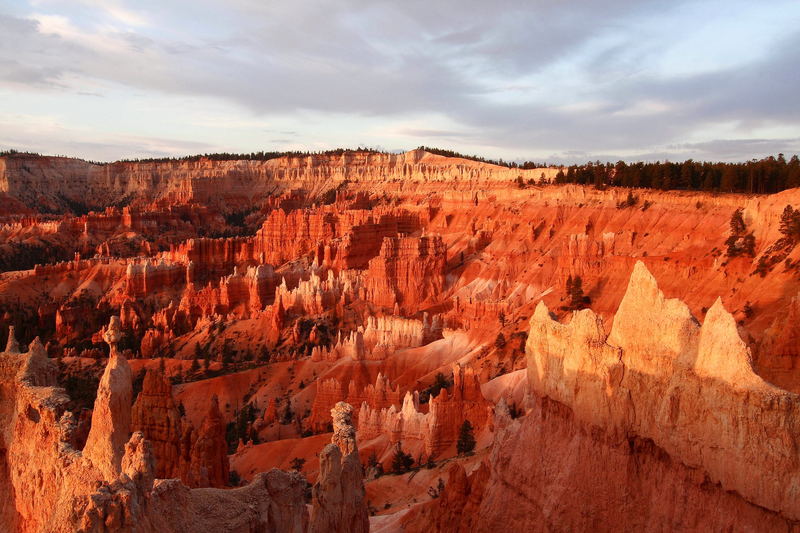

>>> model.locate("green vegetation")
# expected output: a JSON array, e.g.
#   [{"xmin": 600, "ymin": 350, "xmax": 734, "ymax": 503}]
[
  {"xmin": 419, "ymin": 372, "xmax": 453, "ymax": 404},
  {"xmin": 116, "ymin": 147, "xmax": 385, "ymax": 164},
  {"xmin": 555, "ymin": 155, "xmax": 800, "ymax": 195},
  {"xmin": 290, "ymin": 457, "xmax": 306, "ymax": 472},
  {"xmin": 391, "ymin": 443, "xmax": 414, "ymax": 474},
  {"xmin": 456, "ymin": 420, "xmax": 476, "ymax": 455},
  {"xmin": 725, "ymin": 209, "xmax": 756, "ymax": 258},
  {"xmin": 225, "ymin": 403, "xmax": 259, "ymax": 453},
  {"xmin": 563, "ymin": 275, "xmax": 590, "ymax": 311},
  {"xmin": 780, "ymin": 205, "xmax": 800, "ymax": 242}
]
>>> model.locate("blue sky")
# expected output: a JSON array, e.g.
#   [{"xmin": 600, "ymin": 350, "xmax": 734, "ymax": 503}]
[{"xmin": 1, "ymin": 0, "xmax": 799, "ymax": 163}]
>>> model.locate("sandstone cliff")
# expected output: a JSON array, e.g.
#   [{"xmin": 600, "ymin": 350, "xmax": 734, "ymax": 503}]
[
  {"xmin": 0, "ymin": 320, "xmax": 316, "ymax": 532},
  {"xmin": 0, "ymin": 150, "xmax": 554, "ymax": 213},
  {"xmin": 402, "ymin": 261, "xmax": 800, "ymax": 532}
]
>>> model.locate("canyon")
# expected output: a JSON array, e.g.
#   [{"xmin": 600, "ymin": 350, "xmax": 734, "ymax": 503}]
[{"xmin": 1, "ymin": 149, "xmax": 800, "ymax": 532}]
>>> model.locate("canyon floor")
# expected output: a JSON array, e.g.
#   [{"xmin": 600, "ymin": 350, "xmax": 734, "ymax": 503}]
[{"xmin": 1, "ymin": 149, "xmax": 800, "ymax": 532}]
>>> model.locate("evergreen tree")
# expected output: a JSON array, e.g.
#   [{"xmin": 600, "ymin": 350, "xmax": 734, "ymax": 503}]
[
  {"xmin": 456, "ymin": 420, "xmax": 476, "ymax": 455},
  {"xmin": 391, "ymin": 443, "xmax": 414, "ymax": 474},
  {"xmin": 730, "ymin": 208, "xmax": 746, "ymax": 236},
  {"xmin": 725, "ymin": 208, "xmax": 755, "ymax": 257},
  {"xmin": 494, "ymin": 332, "xmax": 506, "ymax": 349},
  {"xmin": 568, "ymin": 275, "xmax": 587, "ymax": 310},
  {"xmin": 720, "ymin": 166, "xmax": 738, "ymax": 192},
  {"xmin": 780, "ymin": 205, "xmax": 800, "ymax": 241}
]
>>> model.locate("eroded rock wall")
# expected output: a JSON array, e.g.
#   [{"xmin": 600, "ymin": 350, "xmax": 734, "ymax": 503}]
[{"xmin": 403, "ymin": 261, "xmax": 800, "ymax": 532}]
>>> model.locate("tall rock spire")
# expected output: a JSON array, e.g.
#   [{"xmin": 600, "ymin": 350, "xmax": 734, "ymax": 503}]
[
  {"xmin": 83, "ymin": 316, "xmax": 133, "ymax": 480},
  {"xmin": 310, "ymin": 401, "xmax": 369, "ymax": 533},
  {"xmin": 5, "ymin": 325, "xmax": 20, "ymax": 353}
]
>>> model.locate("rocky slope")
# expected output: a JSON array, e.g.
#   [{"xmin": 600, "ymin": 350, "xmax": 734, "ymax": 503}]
[
  {"xmin": 0, "ymin": 319, "xmax": 365, "ymax": 532},
  {"xmin": 2, "ymin": 149, "xmax": 800, "ymax": 531},
  {"xmin": 402, "ymin": 262, "xmax": 800, "ymax": 531}
]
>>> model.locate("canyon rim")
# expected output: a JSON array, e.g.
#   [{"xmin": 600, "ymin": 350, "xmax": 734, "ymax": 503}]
[{"xmin": 2, "ymin": 1, "xmax": 800, "ymax": 531}]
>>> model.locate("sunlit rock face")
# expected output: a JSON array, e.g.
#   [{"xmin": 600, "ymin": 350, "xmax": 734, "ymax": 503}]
[
  {"xmin": 3, "ymin": 150, "xmax": 800, "ymax": 532},
  {"xmin": 402, "ymin": 262, "xmax": 800, "ymax": 532},
  {"xmin": 310, "ymin": 402, "xmax": 369, "ymax": 533}
]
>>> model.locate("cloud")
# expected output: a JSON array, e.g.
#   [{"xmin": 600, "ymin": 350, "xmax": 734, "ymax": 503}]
[
  {"xmin": 0, "ymin": 0, "xmax": 798, "ymax": 162},
  {"xmin": 0, "ymin": 110, "xmax": 218, "ymax": 160}
]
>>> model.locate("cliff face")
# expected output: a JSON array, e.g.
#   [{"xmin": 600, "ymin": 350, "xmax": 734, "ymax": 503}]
[
  {"xmin": 7, "ymin": 149, "xmax": 800, "ymax": 531},
  {"xmin": 0, "ymin": 150, "xmax": 552, "ymax": 213},
  {"xmin": 403, "ymin": 261, "xmax": 800, "ymax": 532},
  {"xmin": 0, "ymin": 319, "xmax": 364, "ymax": 533},
  {"xmin": 365, "ymin": 234, "xmax": 446, "ymax": 314}
]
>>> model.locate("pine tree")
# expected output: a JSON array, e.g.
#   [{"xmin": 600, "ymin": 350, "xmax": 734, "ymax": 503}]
[
  {"xmin": 730, "ymin": 208, "xmax": 746, "ymax": 236},
  {"xmin": 779, "ymin": 205, "xmax": 800, "ymax": 241},
  {"xmin": 568, "ymin": 276, "xmax": 587, "ymax": 310},
  {"xmin": 391, "ymin": 443, "xmax": 414, "ymax": 474},
  {"xmin": 494, "ymin": 333, "xmax": 506, "ymax": 349},
  {"xmin": 456, "ymin": 420, "xmax": 476, "ymax": 455},
  {"xmin": 726, "ymin": 208, "xmax": 755, "ymax": 257},
  {"xmin": 720, "ymin": 166, "xmax": 738, "ymax": 192}
]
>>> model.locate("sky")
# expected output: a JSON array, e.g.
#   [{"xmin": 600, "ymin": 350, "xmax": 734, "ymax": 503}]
[{"xmin": 0, "ymin": 0, "xmax": 799, "ymax": 164}]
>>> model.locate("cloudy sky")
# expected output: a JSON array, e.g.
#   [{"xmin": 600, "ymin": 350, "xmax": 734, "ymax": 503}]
[{"xmin": 1, "ymin": 0, "xmax": 799, "ymax": 163}]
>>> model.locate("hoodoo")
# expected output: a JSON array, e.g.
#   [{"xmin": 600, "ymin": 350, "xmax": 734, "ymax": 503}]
[
  {"xmin": 2, "ymin": 148, "xmax": 800, "ymax": 532},
  {"xmin": 82, "ymin": 316, "xmax": 134, "ymax": 481},
  {"xmin": 402, "ymin": 261, "xmax": 800, "ymax": 531},
  {"xmin": 6, "ymin": 0, "xmax": 798, "ymax": 528}
]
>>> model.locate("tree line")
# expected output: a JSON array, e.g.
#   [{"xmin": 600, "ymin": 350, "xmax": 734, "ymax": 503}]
[
  {"xmin": 553, "ymin": 155, "xmax": 800, "ymax": 194},
  {"xmin": 417, "ymin": 146, "xmax": 549, "ymax": 169},
  {"xmin": 115, "ymin": 147, "xmax": 386, "ymax": 164},
  {"xmin": 6, "ymin": 146, "xmax": 800, "ymax": 194}
]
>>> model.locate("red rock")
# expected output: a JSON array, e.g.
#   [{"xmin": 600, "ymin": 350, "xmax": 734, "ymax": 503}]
[
  {"xmin": 184, "ymin": 395, "xmax": 229, "ymax": 488},
  {"xmin": 365, "ymin": 234, "xmax": 446, "ymax": 314},
  {"xmin": 131, "ymin": 368, "xmax": 184, "ymax": 480},
  {"xmin": 309, "ymin": 372, "xmax": 402, "ymax": 432},
  {"xmin": 310, "ymin": 402, "xmax": 369, "ymax": 533},
  {"xmin": 83, "ymin": 317, "xmax": 133, "ymax": 480},
  {"xmin": 404, "ymin": 261, "xmax": 800, "ymax": 531},
  {"xmin": 357, "ymin": 364, "xmax": 491, "ymax": 457}
]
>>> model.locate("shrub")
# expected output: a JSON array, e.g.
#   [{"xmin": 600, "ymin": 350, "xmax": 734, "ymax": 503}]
[
  {"xmin": 391, "ymin": 443, "xmax": 414, "ymax": 474},
  {"xmin": 456, "ymin": 420, "xmax": 476, "ymax": 455},
  {"xmin": 616, "ymin": 191, "xmax": 638, "ymax": 209},
  {"xmin": 494, "ymin": 333, "xmax": 506, "ymax": 349},
  {"xmin": 428, "ymin": 478, "xmax": 446, "ymax": 499}
]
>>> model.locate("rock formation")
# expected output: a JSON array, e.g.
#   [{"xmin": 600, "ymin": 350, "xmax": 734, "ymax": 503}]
[
  {"xmin": 83, "ymin": 316, "xmax": 134, "ymax": 480},
  {"xmin": 403, "ymin": 261, "xmax": 800, "ymax": 531},
  {"xmin": 309, "ymin": 373, "xmax": 402, "ymax": 432},
  {"xmin": 310, "ymin": 402, "xmax": 369, "ymax": 533},
  {"xmin": 365, "ymin": 234, "xmax": 446, "ymax": 314},
  {"xmin": 0, "ymin": 327, "xmax": 319, "ymax": 532},
  {"xmin": 184, "ymin": 395, "xmax": 230, "ymax": 488},
  {"xmin": 358, "ymin": 364, "xmax": 491, "ymax": 457},
  {"xmin": 6, "ymin": 149, "xmax": 800, "ymax": 531},
  {"xmin": 131, "ymin": 369, "xmax": 182, "ymax": 479}
]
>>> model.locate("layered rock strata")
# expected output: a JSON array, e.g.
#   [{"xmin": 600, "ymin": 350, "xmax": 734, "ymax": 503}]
[
  {"xmin": 0, "ymin": 320, "xmax": 314, "ymax": 532},
  {"xmin": 403, "ymin": 261, "xmax": 800, "ymax": 531}
]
